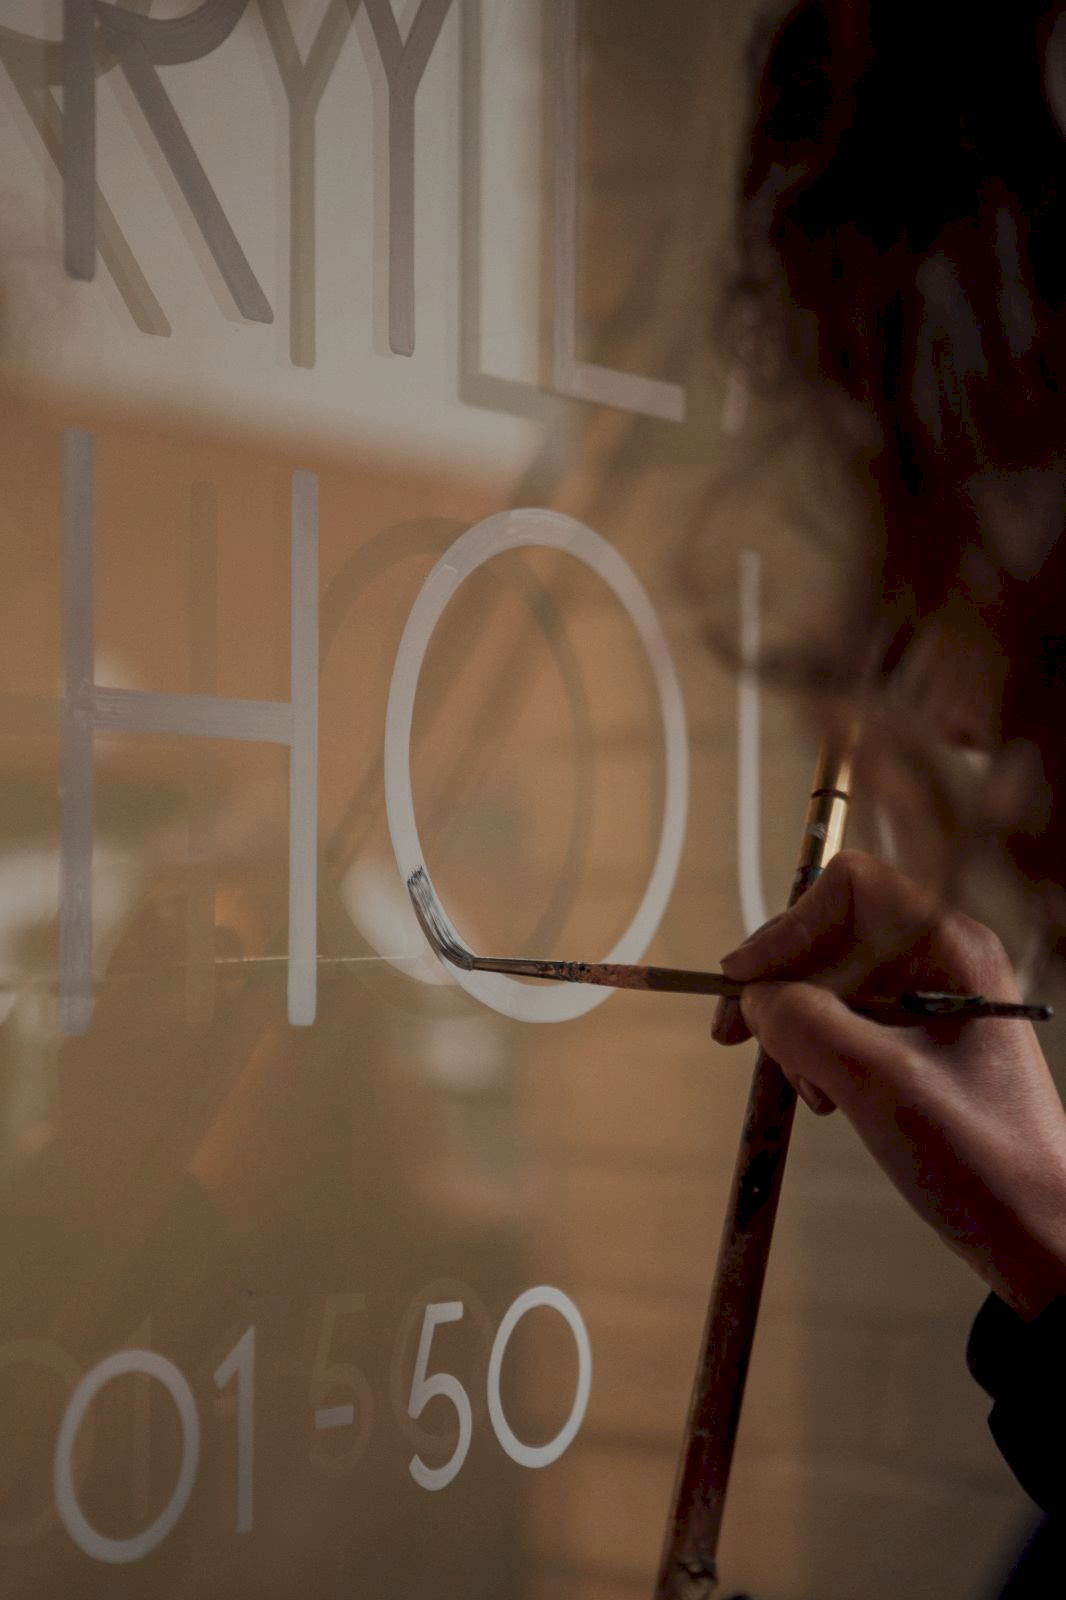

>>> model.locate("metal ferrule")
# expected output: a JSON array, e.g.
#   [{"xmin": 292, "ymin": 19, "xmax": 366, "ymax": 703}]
[{"xmin": 790, "ymin": 740, "xmax": 853, "ymax": 903}]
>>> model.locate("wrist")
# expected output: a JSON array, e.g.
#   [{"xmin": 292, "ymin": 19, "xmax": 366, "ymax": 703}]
[
  {"xmin": 979, "ymin": 1174, "xmax": 1066, "ymax": 1322},
  {"xmin": 995, "ymin": 1252, "xmax": 1066, "ymax": 1323}
]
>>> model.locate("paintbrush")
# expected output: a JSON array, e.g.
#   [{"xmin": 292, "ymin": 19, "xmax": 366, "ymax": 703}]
[{"xmin": 406, "ymin": 867, "xmax": 1052, "ymax": 1023}]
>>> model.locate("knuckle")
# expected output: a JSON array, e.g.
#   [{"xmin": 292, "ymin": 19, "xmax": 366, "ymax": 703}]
[
  {"xmin": 834, "ymin": 848, "xmax": 918, "ymax": 914},
  {"xmin": 817, "ymin": 849, "xmax": 861, "ymax": 906},
  {"xmin": 790, "ymin": 851, "xmax": 860, "ymax": 936},
  {"xmin": 968, "ymin": 918, "xmax": 1009, "ymax": 972},
  {"xmin": 820, "ymin": 849, "xmax": 895, "ymax": 926},
  {"xmin": 887, "ymin": 1045, "xmax": 925, "ymax": 1087},
  {"xmin": 830, "ymin": 847, "xmax": 868, "ymax": 885},
  {"xmin": 829, "ymin": 848, "xmax": 886, "ymax": 897},
  {"xmin": 935, "ymin": 908, "xmax": 1010, "ymax": 980}
]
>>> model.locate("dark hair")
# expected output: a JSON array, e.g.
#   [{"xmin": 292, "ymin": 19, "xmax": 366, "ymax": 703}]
[{"xmin": 728, "ymin": 0, "xmax": 1066, "ymax": 921}]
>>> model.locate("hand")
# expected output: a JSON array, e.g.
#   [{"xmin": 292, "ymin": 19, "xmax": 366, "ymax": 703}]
[{"xmin": 715, "ymin": 850, "xmax": 1066, "ymax": 1322}]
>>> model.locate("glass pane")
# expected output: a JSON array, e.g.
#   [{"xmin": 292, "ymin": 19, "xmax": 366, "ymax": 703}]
[{"xmin": 0, "ymin": 4, "xmax": 1033, "ymax": 1598}]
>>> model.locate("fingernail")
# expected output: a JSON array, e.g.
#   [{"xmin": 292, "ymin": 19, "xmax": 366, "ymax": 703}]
[{"xmin": 795, "ymin": 1077, "xmax": 825, "ymax": 1113}]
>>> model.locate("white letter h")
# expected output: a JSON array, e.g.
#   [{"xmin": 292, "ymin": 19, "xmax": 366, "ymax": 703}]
[{"xmin": 60, "ymin": 429, "xmax": 318, "ymax": 1033}]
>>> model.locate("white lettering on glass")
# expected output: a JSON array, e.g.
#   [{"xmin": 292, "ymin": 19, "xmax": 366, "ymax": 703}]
[
  {"xmin": 547, "ymin": 0, "xmax": 685, "ymax": 422},
  {"xmin": 0, "ymin": 11, "xmax": 171, "ymax": 334},
  {"xmin": 384, "ymin": 508, "xmax": 689, "ymax": 1023},
  {"xmin": 62, "ymin": 0, "xmax": 272, "ymax": 323},
  {"xmin": 46, "ymin": 1283, "xmax": 586, "ymax": 1559},
  {"xmin": 213, "ymin": 1325, "xmax": 255, "ymax": 1535},
  {"xmin": 406, "ymin": 1301, "xmax": 473, "ymax": 1491},
  {"xmin": 60, "ymin": 430, "xmax": 319, "ymax": 1032},
  {"xmin": 737, "ymin": 548, "xmax": 768, "ymax": 936},
  {"xmin": 308, "ymin": 1294, "xmax": 374, "ymax": 1475},
  {"xmin": 54, "ymin": 1349, "xmax": 200, "ymax": 1564},
  {"xmin": 486, "ymin": 1286, "xmax": 591, "ymax": 1469},
  {"xmin": 259, "ymin": 0, "xmax": 359, "ymax": 369},
  {"xmin": 361, "ymin": 0, "xmax": 456, "ymax": 356}
]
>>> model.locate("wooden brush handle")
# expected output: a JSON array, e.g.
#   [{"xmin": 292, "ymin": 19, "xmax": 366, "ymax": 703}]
[{"xmin": 653, "ymin": 738, "xmax": 853, "ymax": 1600}]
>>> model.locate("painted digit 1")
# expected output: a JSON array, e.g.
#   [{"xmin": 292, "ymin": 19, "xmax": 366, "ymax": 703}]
[{"xmin": 213, "ymin": 1326, "xmax": 255, "ymax": 1534}]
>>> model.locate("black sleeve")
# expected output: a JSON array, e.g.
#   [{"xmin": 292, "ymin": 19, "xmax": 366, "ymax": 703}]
[{"xmin": 967, "ymin": 1291, "xmax": 1066, "ymax": 1513}]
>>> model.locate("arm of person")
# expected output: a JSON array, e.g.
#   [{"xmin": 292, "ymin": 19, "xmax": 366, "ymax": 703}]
[{"xmin": 713, "ymin": 849, "xmax": 1066, "ymax": 1511}]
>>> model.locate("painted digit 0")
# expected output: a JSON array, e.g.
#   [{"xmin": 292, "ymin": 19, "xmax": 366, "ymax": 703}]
[{"xmin": 54, "ymin": 1350, "xmax": 200, "ymax": 1564}]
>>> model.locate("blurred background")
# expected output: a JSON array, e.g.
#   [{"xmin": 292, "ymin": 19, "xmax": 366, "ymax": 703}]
[{"xmin": 0, "ymin": 2, "xmax": 1048, "ymax": 1597}]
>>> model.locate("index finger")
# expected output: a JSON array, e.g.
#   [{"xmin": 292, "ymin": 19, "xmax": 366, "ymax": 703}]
[
  {"xmin": 721, "ymin": 850, "xmax": 974, "ymax": 995},
  {"xmin": 739, "ymin": 976, "xmax": 925, "ymax": 1120}
]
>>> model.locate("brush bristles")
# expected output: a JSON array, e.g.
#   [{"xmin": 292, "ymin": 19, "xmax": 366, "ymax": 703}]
[{"xmin": 407, "ymin": 867, "xmax": 475, "ymax": 970}]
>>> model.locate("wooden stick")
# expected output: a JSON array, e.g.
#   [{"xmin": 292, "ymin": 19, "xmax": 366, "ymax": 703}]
[
  {"xmin": 456, "ymin": 959, "xmax": 1049, "ymax": 1022},
  {"xmin": 653, "ymin": 736, "xmax": 854, "ymax": 1600}
]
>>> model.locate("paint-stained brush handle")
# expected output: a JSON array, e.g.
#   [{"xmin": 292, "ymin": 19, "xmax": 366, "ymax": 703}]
[
  {"xmin": 857, "ymin": 991, "xmax": 1051, "ymax": 1023},
  {"xmin": 407, "ymin": 866, "xmax": 1051, "ymax": 1022},
  {"xmin": 468, "ymin": 957, "xmax": 1051, "ymax": 1022}
]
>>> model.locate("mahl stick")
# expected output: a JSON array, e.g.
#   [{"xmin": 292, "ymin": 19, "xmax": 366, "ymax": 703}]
[{"xmin": 653, "ymin": 734, "xmax": 854, "ymax": 1600}]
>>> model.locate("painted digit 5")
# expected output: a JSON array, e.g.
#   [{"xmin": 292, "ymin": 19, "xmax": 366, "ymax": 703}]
[{"xmin": 406, "ymin": 1303, "xmax": 472, "ymax": 1492}]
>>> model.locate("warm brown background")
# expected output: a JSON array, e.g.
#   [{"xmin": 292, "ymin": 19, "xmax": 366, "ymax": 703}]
[{"xmin": 0, "ymin": 3, "xmax": 1051, "ymax": 1598}]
